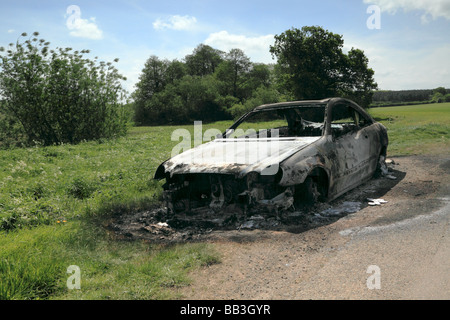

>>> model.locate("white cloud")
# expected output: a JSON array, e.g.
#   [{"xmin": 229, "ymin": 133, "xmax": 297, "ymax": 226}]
[
  {"xmin": 204, "ymin": 31, "xmax": 275, "ymax": 63},
  {"xmin": 7, "ymin": 29, "xmax": 15, "ymax": 34},
  {"xmin": 68, "ymin": 18, "xmax": 103, "ymax": 40},
  {"xmin": 344, "ymin": 35, "xmax": 450, "ymax": 90},
  {"xmin": 153, "ymin": 15, "xmax": 197, "ymax": 31},
  {"xmin": 65, "ymin": 5, "xmax": 103, "ymax": 40},
  {"xmin": 363, "ymin": 0, "xmax": 450, "ymax": 22}
]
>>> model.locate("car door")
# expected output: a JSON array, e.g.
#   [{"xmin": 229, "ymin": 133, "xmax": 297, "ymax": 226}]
[{"xmin": 328, "ymin": 102, "xmax": 376, "ymax": 196}]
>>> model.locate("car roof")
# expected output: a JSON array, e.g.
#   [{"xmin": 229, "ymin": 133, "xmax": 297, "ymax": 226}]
[{"xmin": 252, "ymin": 98, "xmax": 332, "ymax": 111}]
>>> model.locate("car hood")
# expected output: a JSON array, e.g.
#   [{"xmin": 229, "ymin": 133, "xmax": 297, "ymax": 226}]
[{"xmin": 160, "ymin": 136, "xmax": 321, "ymax": 177}]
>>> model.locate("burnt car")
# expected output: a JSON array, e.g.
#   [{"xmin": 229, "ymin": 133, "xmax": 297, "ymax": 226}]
[{"xmin": 154, "ymin": 97, "xmax": 388, "ymax": 214}]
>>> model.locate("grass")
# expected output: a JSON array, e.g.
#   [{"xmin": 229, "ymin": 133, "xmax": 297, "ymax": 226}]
[
  {"xmin": 0, "ymin": 121, "xmax": 234, "ymax": 231},
  {"xmin": 368, "ymin": 103, "xmax": 450, "ymax": 156},
  {"xmin": 0, "ymin": 102, "xmax": 448, "ymax": 300},
  {"xmin": 0, "ymin": 123, "xmax": 225, "ymax": 300},
  {"xmin": 0, "ymin": 220, "xmax": 219, "ymax": 299}
]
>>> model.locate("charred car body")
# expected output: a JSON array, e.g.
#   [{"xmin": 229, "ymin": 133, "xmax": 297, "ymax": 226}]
[{"xmin": 155, "ymin": 98, "xmax": 388, "ymax": 215}]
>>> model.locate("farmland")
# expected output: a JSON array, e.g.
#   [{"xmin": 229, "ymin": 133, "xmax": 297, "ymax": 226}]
[{"xmin": 368, "ymin": 103, "xmax": 450, "ymax": 155}]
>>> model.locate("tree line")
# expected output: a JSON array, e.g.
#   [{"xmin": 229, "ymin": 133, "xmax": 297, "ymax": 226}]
[
  {"xmin": 371, "ymin": 87, "xmax": 450, "ymax": 106},
  {"xmin": 8, "ymin": 27, "xmax": 447, "ymax": 147},
  {"xmin": 132, "ymin": 26, "xmax": 378, "ymax": 125},
  {"xmin": 0, "ymin": 26, "xmax": 380, "ymax": 147},
  {"xmin": 131, "ymin": 46, "xmax": 278, "ymax": 125}
]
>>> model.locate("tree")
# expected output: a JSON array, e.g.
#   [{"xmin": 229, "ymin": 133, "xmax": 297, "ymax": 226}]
[
  {"xmin": 185, "ymin": 44, "xmax": 224, "ymax": 77},
  {"xmin": 372, "ymin": 89, "xmax": 435, "ymax": 104},
  {"xmin": 0, "ymin": 32, "xmax": 128, "ymax": 146},
  {"xmin": 429, "ymin": 87, "xmax": 450, "ymax": 103},
  {"xmin": 165, "ymin": 59, "xmax": 187, "ymax": 85},
  {"xmin": 229, "ymin": 86, "xmax": 282, "ymax": 119},
  {"xmin": 270, "ymin": 26, "xmax": 378, "ymax": 107},
  {"xmin": 246, "ymin": 63, "xmax": 272, "ymax": 89},
  {"xmin": 133, "ymin": 56, "xmax": 169, "ymax": 102},
  {"xmin": 132, "ymin": 56, "xmax": 183, "ymax": 125},
  {"xmin": 0, "ymin": 100, "xmax": 26, "ymax": 148},
  {"xmin": 215, "ymin": 48, "xmax": 251, "ymax": 101},
  {"xmin": 340, "ymin": 48, "xmax": 377, "ymax": 107},
  {"xmin": 132, "ymin": 45, "xmax": 280, "ymax": 126},
  {"xmin": 431, "ymin": 92, "xmax": 445, "ymax": 103},
  {"xmin": 445, "ymin": 94, "xmax": 450, "ymax": 102},
  {"xmin": 433, "ymin": 86, "xmax": 447, "ymax": 96},
  {"xmin": 175, "ymin": 75, "xmax": 226, "ymax": 122}
]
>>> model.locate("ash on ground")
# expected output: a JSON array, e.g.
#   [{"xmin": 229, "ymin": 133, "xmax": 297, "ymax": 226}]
[
  {"xmin": 107, "ymin": 200, "xmax": 365, "ymax": 243},
  {"xmin": 107, "ymin": 160, "xmax": 401, "ymax": 243}
]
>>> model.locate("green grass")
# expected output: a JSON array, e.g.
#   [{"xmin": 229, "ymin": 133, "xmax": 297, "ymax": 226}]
[
  {"xmin": 0, "ymin": 122, "xmax": 233, "ymax": 231},
  {"xmin": 0, "ymin": 123, "xmax": 225, "ymax": 300},
  {"xmin": 0, "ymin": 102, "xmax": 448, "ymax": 300},
  {"xmin": 0, "ymin": 220, "xmax": 219, "ymax": 299},
  {"xmin": 368, "ymin": 103, "xmax": 450, "ymax": 156}
]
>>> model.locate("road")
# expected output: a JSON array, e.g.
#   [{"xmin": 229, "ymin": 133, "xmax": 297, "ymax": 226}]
[{"xmin": 177, "ymin": 155, "xmax": 450, "ymax": 299}]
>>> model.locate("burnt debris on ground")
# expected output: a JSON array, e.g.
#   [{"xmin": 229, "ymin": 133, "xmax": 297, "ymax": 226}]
[{"xmin": 106, "ymin": 160, "xmax": 403, "ymax": 243}]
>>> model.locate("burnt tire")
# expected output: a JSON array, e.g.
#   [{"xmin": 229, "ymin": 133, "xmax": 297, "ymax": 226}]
[
  {"xmin": 304, "ymin": 177, "xmax": 321, "ymax": 204},
  {"xmin": 295, "ymin": 176, "xmax": 324, "ymax": 208},
  {"xmin": 374, "ymin": 150, "xmax": 388, "ymax": 178}
]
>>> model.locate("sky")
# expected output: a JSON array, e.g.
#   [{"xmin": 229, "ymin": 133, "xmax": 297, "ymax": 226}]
[{"xmin": 1, "ymin": 0, "xmax": 450, "ymax": 94}]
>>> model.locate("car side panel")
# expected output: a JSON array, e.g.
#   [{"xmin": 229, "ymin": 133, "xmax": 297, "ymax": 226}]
[{"xmin": 278, "ymin": 123, "xmax": 383, "ymax": 201}]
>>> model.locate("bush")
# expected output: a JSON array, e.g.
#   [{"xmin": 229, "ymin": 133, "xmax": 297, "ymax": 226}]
[
  {"xmin": 431, "ymin": 92, "xmax": 445, "ymax": 103},
  {"xmin": 0, "ymin": 106, "xmax": 27, "ymax": 148},
  {"xmin": 0, "ymin": 32, "xmax": 129, "ymax": 146},
  {"xmin": 229, "ymin": 86, "xmax": 283, "ymax": 119},
  {"xmin": 444, "ymin": 93, "xmax": 450, "ymax": 102}
]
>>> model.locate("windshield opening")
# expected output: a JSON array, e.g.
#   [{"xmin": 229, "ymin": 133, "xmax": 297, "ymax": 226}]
[{"xmin": 226, "ymin": 105, "xmax": 326, "ymax": 139}]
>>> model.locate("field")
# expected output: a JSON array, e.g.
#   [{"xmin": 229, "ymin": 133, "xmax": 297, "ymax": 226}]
[
  {"xmin": 0, "ymin": 103, "xmax": 449, "ymax": 299},
  {"xmin": 368, "ymin": 103, "xmax": 450, "ymax": 155}
]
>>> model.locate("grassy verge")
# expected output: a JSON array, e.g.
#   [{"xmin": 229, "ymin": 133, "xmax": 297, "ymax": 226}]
[
  {"xmin": 0, "ymin": 123, "xmax": 225, "ymax": 300},
  {"xmin": 0, "ymin": 102, "xmax": 448, "ymax": 299},
  {"xmin": 0, "ymin": 220, "xmax": 219, "ymax": 299}
]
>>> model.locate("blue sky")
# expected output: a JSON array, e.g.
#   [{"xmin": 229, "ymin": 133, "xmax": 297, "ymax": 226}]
[{"xmin": 1, "ymin": 0, "xmax": 450, "ymax": 94}]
